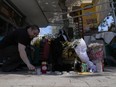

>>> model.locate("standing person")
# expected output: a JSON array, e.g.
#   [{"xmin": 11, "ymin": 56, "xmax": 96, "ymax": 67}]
[{"xmin": 0, "ymin": 25, "xmax": 40, "ymax": 72}]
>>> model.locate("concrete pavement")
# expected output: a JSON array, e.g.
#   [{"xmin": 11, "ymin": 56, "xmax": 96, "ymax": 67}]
[{"xmin": 0, "ymin": 67, "xmax": 116, "ymax": 87}]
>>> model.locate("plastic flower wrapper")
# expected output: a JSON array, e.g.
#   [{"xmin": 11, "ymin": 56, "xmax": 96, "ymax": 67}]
[
  {"xmin": 69, "ymin": 38, "xmax": 96, "ymax": 72},
  {"xmin": 88, "ymin": 43, "xmax": 103, "ymax": 60}
]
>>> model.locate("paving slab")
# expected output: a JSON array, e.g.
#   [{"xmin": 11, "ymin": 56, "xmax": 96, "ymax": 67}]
[{"xmin": 0, "ymin": 67, "xmax": 116, "ymax": 87}]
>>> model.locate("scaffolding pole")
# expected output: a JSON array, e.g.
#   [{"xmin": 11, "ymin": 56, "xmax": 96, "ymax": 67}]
[
  {"xmin": 56, "ymin": 9, "xmax": 111, "ymax": 21},
  {"xmin": 53, "ymin": 1, "xmax": 111, "ymax": 22},
  {"xmin": 58, "ymin": 1, "xmax": 111, "ymax": 15}
]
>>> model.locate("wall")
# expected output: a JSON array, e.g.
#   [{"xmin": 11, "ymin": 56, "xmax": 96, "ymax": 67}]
[
  {"xmin": 95, "ymin": 0, "xmax": 111, "ymax": 24},
  {"xmin": 81, "ymin": 3, "xmax": 98, "ymax": 31}
]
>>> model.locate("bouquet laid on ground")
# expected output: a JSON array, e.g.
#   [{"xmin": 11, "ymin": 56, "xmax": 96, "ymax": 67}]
[
  {"xmin": 88, "ymin": 43, "xmax": 104, "ymax": 60},
  {"xmin": 62, "ymin": 41, "xmax": 77, "ymax": 60}
]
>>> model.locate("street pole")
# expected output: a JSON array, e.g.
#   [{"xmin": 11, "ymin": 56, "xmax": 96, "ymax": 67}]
[{"xmin": 110, "ymin": 0, "xmax": 116, "ymax": 32}]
